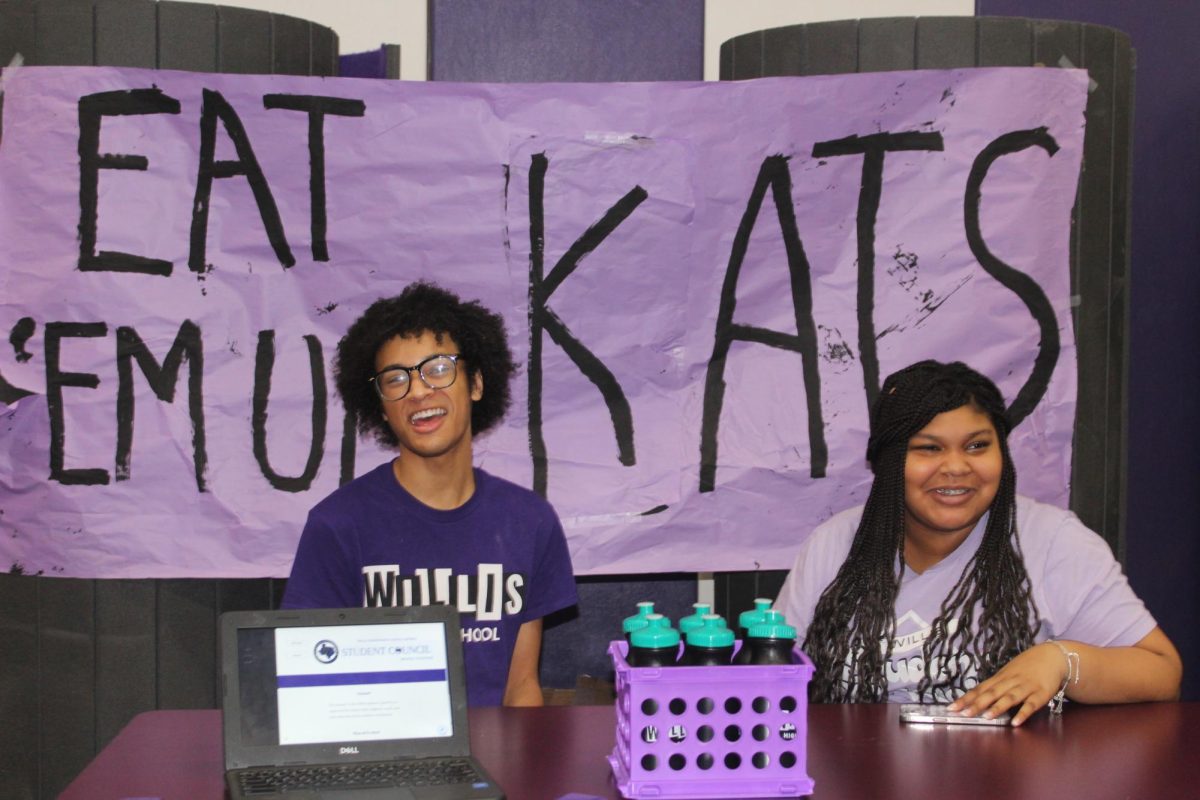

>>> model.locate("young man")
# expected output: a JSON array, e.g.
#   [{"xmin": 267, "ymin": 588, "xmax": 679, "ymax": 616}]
[{"xmin": 283, "ymin": 282, "xmax": 578, "ymax": 706}]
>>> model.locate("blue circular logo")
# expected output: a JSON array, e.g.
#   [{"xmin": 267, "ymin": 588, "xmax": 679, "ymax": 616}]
[{"xmin": 314, "ymin": 639, "xmax": 339, "ymax": 663}]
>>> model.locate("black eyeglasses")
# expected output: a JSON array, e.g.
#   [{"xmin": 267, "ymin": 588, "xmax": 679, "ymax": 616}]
[{"xmin": 369, "ymin": 354, "xmax": 461, "ymax": 401}]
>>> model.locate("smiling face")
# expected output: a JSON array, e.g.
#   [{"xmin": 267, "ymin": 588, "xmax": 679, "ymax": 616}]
[
  {"xmin": 375, "ymin": 331, "xmax": 482, "ymax": 463},
  {"xmin": 903, "ymin": 403, "xmax": 1003, "ymax": 553}
]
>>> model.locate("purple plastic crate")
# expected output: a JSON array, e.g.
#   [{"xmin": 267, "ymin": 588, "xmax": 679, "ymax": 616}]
[{"xmin": 607, "ymin": 640, "xmax": 815, "ymax": 799}]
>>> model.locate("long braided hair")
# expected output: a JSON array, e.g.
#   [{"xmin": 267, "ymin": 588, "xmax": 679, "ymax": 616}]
[{"xmin": 803, "ymin": 360, "xmax": 1040, "ymax": 702}]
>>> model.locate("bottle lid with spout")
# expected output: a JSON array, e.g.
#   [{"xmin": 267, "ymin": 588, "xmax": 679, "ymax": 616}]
[
  {"xmin": 622, "ymin": 601, "xmax": 656, "ymax": 637},
  {"xmin": 686, "ymin": 614, "xmax": 735, "ymax": 648},
  {"xmin": 629, "ymin": 613, "xmax": 680, "ymax": 649},
  {"xmin": 747, "ymin": 609, "xmax": 796, "ymax": 641},
  {"xmin": 678, "ymin": 602, "xmax": 713, "ymax": 635},
  {"xmin": 737, "ymin": 598, "xmax": 774, "ymax": 635}
]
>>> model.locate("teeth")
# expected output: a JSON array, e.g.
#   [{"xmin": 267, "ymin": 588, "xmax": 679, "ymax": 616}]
[
  {"xmin": 410, "ymin": 408, "xmax": 446, "ymax": 423},
  {"xmin": 935, "ymin": 488, "xmax": 969, "ymax": 496}
]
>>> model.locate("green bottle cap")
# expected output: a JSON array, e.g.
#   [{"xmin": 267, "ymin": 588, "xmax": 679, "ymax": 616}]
[
  {"xmin": 748, "ymin": 610, "xmax": 796, "ymax": 641},
  {"xmin": 623, "ymin": 601, "xmax": 656, "ymax": 633},
  {"xmin": 737, "ymin": 597, "xmax": 774, "ymax": 630},
  {"xmin": 630, "ymin": 614, "xmax": 680, "ymax": 648},
  {"xmin": 686, "ymin": 615, "xmax": 735, "ymax": 648},
  {"xmin": 678, "ymin": 602, "xmax": 713, "ymax": 634}
]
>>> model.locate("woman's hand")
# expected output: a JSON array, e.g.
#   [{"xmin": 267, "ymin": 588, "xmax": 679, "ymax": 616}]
[
  {"xmin": 947, "ymin": 642, "xmax": 1068, "ymax": 726},
  {"xmin": 948, "ymin": 628, "xmax": 1182, "ymax": 726}
]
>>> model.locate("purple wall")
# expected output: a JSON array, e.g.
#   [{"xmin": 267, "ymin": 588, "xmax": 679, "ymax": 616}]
[
  {"xmin": 978, "ymin": 0, "xmax": 1200, "ymax": 699},
  {"xmin": 428, "ymin": 0, "xmax": 704, "ymax": 82}
]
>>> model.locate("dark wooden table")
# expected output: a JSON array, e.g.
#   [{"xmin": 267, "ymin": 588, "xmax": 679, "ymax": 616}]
[{"xmin": 60, "ymin": 702, "xmax": 1197, "ymax": 799}]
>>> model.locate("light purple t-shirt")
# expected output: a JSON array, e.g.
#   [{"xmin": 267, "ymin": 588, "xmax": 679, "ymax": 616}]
[
  {"xmin": 776, "ymin": 495, "xmax": 1157, "ymax": 702},
  {"xmin": 282, "ymin": 463, "xmax": 578, "ymax": 706}
]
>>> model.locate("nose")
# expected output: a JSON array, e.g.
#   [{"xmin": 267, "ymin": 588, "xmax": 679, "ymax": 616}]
[
  {"xmin": 407, "ymin": 369, "xmax": 435, "ymax": 399},
  {"xmin": 940, "ymin": 448, "xmax": 971, "ymax": 476}
]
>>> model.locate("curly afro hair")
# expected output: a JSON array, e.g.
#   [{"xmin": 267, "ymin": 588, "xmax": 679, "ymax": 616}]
[{"xmin": 335, "ymin": 282, "xmax": 518, "ymax": 448}]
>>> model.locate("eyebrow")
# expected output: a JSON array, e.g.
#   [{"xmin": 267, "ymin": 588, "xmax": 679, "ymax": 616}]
[{"xmin": 911, "ymin": 429, "xmax": 994, "ymax": 441}]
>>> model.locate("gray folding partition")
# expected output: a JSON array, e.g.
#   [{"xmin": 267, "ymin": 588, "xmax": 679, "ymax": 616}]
[
  {"xmin": 713, "ymin": 18, "xmax": 1134, "ymax": 622},
  {"xmin": 0, "ymin": 4, "xmax": 337, "ymax": 798}
]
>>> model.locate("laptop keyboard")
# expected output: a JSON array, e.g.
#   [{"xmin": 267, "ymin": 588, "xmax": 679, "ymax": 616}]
[{"xmin": 236, "ymin": 757, "xmax": 484, "ymax": 794}]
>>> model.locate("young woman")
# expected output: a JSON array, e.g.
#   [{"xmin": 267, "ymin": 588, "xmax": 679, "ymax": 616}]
[{"xmin": 776, "ymin": 360, "xmax": 1180, "ymax": 725}]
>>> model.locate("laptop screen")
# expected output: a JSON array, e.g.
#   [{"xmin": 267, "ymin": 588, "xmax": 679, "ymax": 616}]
[
  {"xmin": 221, "ymin": 606, "xmax": 472, "ymax": 770},
  {"xmin": 237, "ymin": 622, "xmax": 454, "ymax": 746}
]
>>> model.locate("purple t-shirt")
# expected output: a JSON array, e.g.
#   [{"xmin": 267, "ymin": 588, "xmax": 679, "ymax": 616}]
[
  {"xmin": 282, "ymin": 463, "xmax": 578, "ymax": 706},
  {"xmin": 776, "ymin": 495, "xmax": 1157, "ymax": 702}
]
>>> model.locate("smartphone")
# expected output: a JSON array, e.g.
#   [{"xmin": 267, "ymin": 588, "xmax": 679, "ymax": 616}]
[{"xmin": 899, "ymin": 703, "xmax": 1012, "ymax": 726}]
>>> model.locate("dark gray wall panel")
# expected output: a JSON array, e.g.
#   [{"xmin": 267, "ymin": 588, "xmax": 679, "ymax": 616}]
[
  {"xmin": 714, "ymin": 568, "xmax": 788, "ymax": 636},
  {"xmin": 157, "ymin": 580, "xmax": 219, "ymax": 708},
  {"xmin": 1102, "ymin": 30, "xmax": 1133, "ymax": 567},
  {"xmin": 1069, "ymin": 23, "xmax": 1121, "ymax": 556},
  {"xmin": 94, "ymin": 580, "xmax": 157, "ymax": 744},
  {"xmin": 217, "ymin": 575, "xmax": 278, "ymax": 615},
  {"xmin": 95, "ymin": 0, "xmax": 157, "ymax": 68},
  {"xmin": 272, "ymin": 12, "xmax": 311, "ymax": 76},
  {"xmin": 311, "ymin": 22, "xmax": 338, "ymax": 77},
  {"xmin": 158, "ymin": 1, "xmax": 218, "ymax": 72},
  {"xmin": 762, "ymin": 25, "xmax": 805, "ymax": 76},
  {"xmin": 218, "ymin": 4, "xmax": 272, "ymax": 74},
  {"xmin": 723, "ymin": 29, "xmax": 764, "ymax": 78},
  {"xmin": 803, "ymin": 19, "xmax": 858, "ymax": 74},
  {"xmin": 859, "ymin": 17, "xmax": 915, "ymax": 73},
  {"xmin": 0, "ymin": 574, "xmax": 39, "ymax": 800},
  {"xmin": 916, "ymin": 16, "xmax": 976, "ymax": 68},
  {"xmin": 977, "ymin": 16, "xmax": 1032, "ymax": 66},
  {"xmin": 38, "ymin": 579, "xmax": 96, "ymax": 799},
  {"xmin": 33, "ymin": 0, "xmax": 94, "ymax": 65},
  {"xmin": 1033, "ymin": 18, "xmax": 1082, "ymax": 67},
  {"xmin": 0, "ymin": 1, "xmax": 37, "ymax": 67}
]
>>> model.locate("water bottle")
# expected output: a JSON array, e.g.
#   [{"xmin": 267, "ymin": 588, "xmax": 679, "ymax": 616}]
[
  {"xmin": 677, "ymin": 614, "xmax": 735, "ymax": 666},
  {"xmin": 745, "ymin": 610, "xmax": 797, "ymax": 666},
  {"xmin": 622, "ymin": 601, "xmax": 655, "ymax": 643},
  {"xmin": 679, "ymin": 610, "xmax": 728, "ymax": 664},
  {"xmin": 732, "ymin": 598, "xmax": 774, "ymax": 665},
  {"xmin": 678, "ymin": 602, "xmax": 712, "ymax": 638},
  {"xmin": 626, "ymin": 614, "xmax": 680, "ymax": 667}
]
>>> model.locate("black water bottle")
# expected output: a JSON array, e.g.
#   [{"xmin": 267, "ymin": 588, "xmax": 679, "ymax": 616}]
[
  {"xmin": 732, "ymin": 598, "xmax": 774, "ymax": 665},
  {"xmin": 745, "ymin": 610, "xmax": 797, "ymax": 666},
  {"xmin": 626, "ymin": 614, "xmax": 680, "ymax": 668},
  {"xmin": 678, "ymin": 614, "xmax": 735, "ymax": 666}
]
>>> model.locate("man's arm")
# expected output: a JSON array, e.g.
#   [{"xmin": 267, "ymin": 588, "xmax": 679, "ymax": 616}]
[{"xmin": 503, "ymin": 618, "xmax": 545, "ymax": 706}]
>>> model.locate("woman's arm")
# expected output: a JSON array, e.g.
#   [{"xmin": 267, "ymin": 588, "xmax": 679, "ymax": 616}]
[
  {"xmin": 948, "ymin": 626, "xmax": 1182, "ymax": 725},
  {"xmin": 502, "ymin": 618, "xmax": 545, "ymax": 707}
]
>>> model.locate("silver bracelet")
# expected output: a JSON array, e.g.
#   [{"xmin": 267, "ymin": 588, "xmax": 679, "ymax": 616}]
[{"xmin": 1047, "ymin": 640, "xmax": 1080, "ymax": 715}]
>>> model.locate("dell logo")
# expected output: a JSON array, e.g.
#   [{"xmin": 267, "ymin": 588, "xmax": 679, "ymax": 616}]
[{"xmin": 339, "ymin": 746, "xmax": 359, "ymax": 755}]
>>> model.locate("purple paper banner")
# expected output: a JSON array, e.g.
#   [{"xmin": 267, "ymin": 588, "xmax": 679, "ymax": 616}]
[{"xmin": 0, "ymin": 66, "xmax": 1087, "ymax": 578}]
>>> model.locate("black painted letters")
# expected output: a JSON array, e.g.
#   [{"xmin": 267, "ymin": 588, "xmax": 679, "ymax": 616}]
[
  {"xmin": 700, "ymin": 155, "xmax": 828, "ymax": 493},
  {"xmin": 78, "ymin": 88, "xmax": 182, "ymax": 275},
  {"xmin": 262, "ymin": 94, "xmax": 366, "ymax": 262}
]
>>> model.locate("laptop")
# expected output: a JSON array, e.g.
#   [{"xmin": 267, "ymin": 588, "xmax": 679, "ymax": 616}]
[{"xmin": 220, "ymin": 605, "xmax": 505, "ymax": 800}]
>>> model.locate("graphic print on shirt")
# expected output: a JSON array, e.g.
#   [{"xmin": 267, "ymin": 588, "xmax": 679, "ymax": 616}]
[
  {"xmin": 884, "ymin": 610, "xmax": 978, "ymax": 701},
  {"xmin": 360, "ymin": 563, "xmax": 526, "ymax": 643}
]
